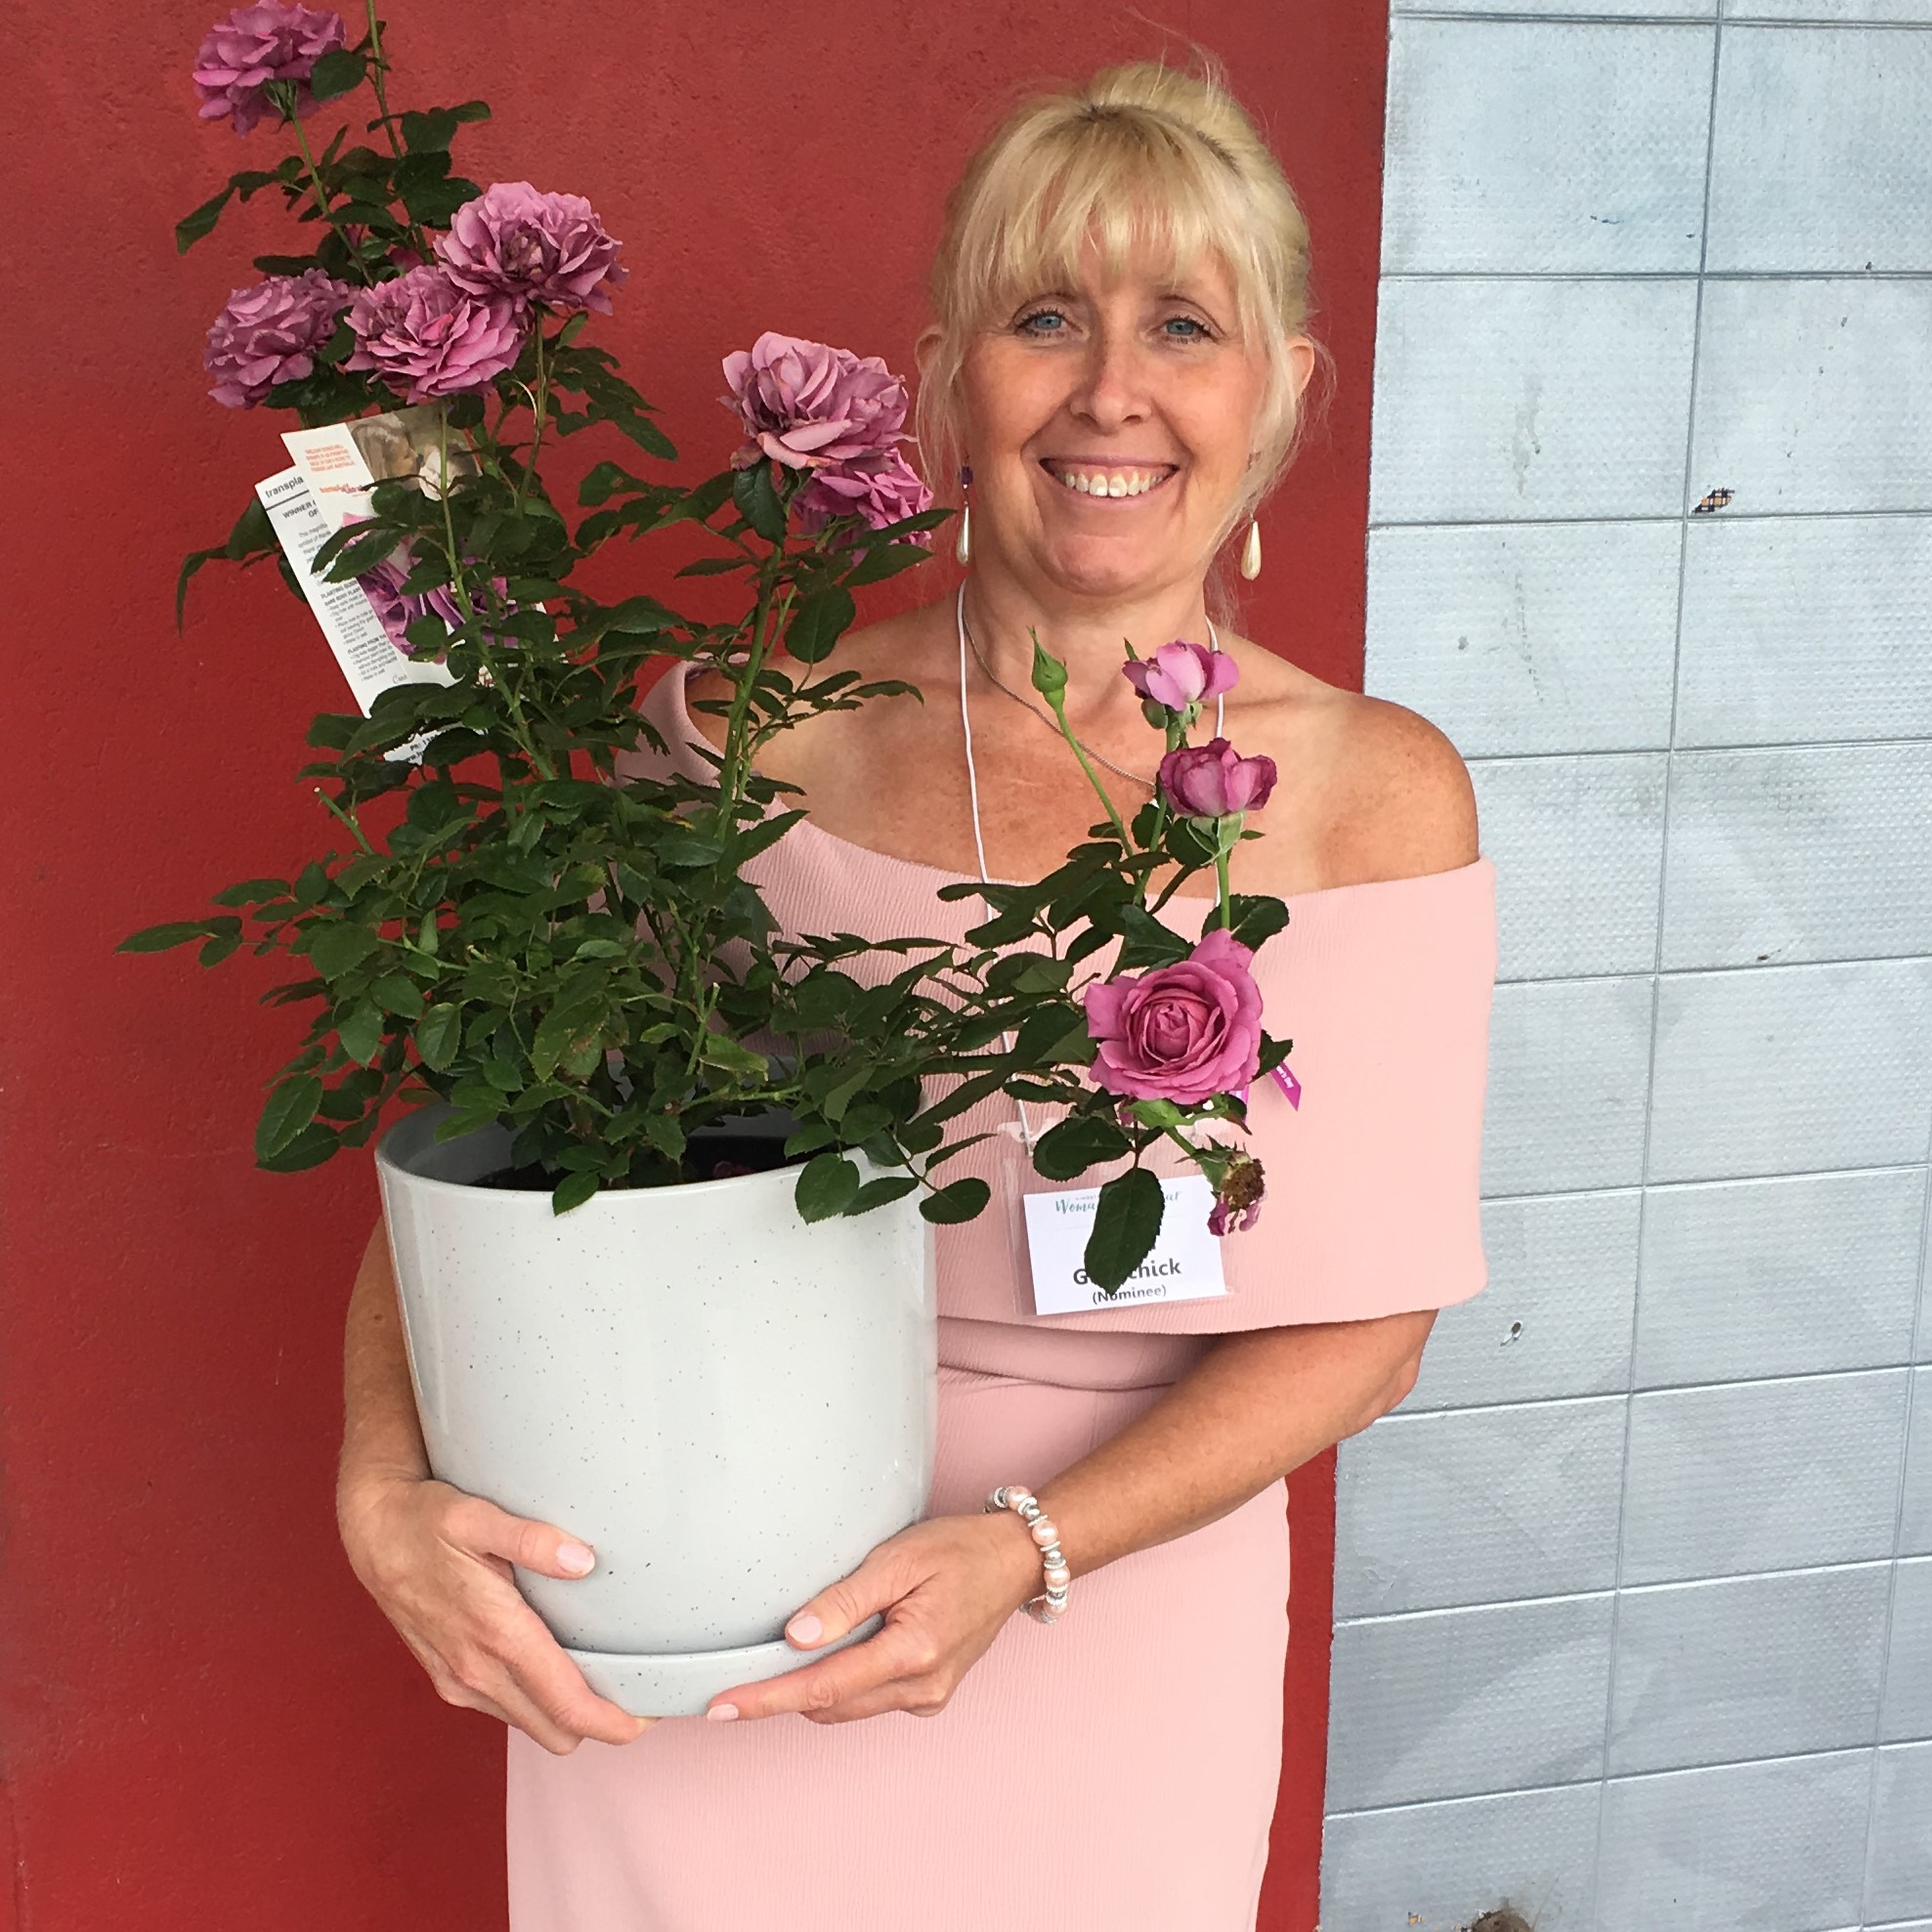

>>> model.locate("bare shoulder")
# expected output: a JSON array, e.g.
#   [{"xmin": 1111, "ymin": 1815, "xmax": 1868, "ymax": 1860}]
[
  {"xmin": 1223, "ymin": 639, "xmax": 1480, "ymax": 889},
  {"xmin": 1320, "ymin": 692, "xmax": 1480, "ymax": 883}
]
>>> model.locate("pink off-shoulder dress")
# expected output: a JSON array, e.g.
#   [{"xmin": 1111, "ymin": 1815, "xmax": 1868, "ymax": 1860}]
[{"xmin": 504, "ymin": 665, "xmax": 1498, "ymax": 1931}]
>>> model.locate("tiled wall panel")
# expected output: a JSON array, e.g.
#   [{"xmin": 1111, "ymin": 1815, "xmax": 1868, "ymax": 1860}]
[
  {"xmin": 1333, "ymin": 7, "xmax": 1931, "ymax": 1924},
  {"xmin": 1473, "ymin": 754, "xmax": 1667, "ymax": 980},
  {"xmin": 1365, "ymin": 521, "xmax": 1682, "ymax": 757},
  {"xmin": 1335, "ymin": 1397, "xmax": 1626, "ymax": 1615},
  {"xmin": 1325, "ymin": 1595, "xmax": 1613, "ymax": 1810},
  {"xmin": 1595, "ymin": 1752, "xmax": 1873, "ymax": 1928},
  {"xmin": 1674, "ymin": 514, "xmax": 1932, "ymax": 748},
  {"xmin": 1633, "ymin": 1168, "xmax": 1926, "ymax": 1387},
  {"xmin": 1606, "ymin": 1564, "xmax": 1891, "ymax": 1773},
  {"xmin": 1402, "ymin": 1189, "xmax": 1642, "ymax": 1411},
  {"xmin": 1619, "ymin": 1371, "xmax": 1909, "ymax": 1583}
]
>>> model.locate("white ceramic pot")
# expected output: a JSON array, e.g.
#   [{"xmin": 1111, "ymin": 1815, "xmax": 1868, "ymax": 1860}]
[{"xmin": 373, "ymin": 1103, "xmax": 937, "ymax": 1717}]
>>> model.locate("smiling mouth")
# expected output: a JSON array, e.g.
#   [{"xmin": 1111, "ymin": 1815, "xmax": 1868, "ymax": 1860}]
[{"xmin": 1039, "ymin": 459, "xmax": 1180, "ymax": 499}]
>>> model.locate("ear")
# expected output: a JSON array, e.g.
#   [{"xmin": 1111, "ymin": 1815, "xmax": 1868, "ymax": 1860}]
[{"xmin": 913, "ymin": 322, "xmax": 944, "ymax": 381}]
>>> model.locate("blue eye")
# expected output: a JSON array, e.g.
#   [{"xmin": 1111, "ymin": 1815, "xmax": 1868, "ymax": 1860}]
[
  {"xmin": 1017, "ymin": 309, "xmax": 1067, "ymax": 335},
  {"xmin": 1163, "ymin": 316, "xmax": 1209, "ymax": 338}
]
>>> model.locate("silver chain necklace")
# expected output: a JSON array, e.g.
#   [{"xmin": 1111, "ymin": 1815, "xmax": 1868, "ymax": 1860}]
[{"xmin": 958, "ymin": 591, "xmax": 1224, "ymax": 790}]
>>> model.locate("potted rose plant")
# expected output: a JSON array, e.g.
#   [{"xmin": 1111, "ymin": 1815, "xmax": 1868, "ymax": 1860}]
[{"xmin": 127, "ymin": 4, "xmax": 1294, "ymax": 1713}]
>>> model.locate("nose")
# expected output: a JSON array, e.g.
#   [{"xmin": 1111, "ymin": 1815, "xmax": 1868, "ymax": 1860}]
[{"xmin": 1065, "ymin": 320, "xmax": 1149, "ymax": 434}]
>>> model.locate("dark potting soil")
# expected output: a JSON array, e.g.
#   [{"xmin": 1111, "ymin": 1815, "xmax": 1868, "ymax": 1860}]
[{"xmin": 474, "ymin": 1129, "xmax": 805, "ymax": 1192}]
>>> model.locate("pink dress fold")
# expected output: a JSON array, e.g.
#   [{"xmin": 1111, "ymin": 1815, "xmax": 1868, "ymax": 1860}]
[{"xmin": 504, "ymin": 665, "xmax": 1498, "ymax": 1930}]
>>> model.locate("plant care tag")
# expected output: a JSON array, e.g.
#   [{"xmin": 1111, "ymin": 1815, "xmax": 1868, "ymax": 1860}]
[{"xmin": 1022, "ymin": 1174, "xmax": 1227, "ymax": 1316}]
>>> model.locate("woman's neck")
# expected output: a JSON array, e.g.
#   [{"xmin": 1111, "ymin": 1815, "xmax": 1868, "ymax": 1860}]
[{"xmin": 958, "ymin": 561, "xmax": 1213, "ymax": 728}]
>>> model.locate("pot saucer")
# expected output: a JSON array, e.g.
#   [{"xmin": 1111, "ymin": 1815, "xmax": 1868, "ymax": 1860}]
[{"xmin": 566, "ymin": 1614, "xmax": 885, "ymax": 1719}]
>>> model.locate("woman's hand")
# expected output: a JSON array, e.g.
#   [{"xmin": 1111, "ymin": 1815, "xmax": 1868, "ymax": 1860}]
[
  {"xmin": 706, "ymin": 1512, "xmax": 1044, "ymax": 1725},
  {"xmin": 338, "ymin": 1472, "xmax": 657, "ymax": 1755}
]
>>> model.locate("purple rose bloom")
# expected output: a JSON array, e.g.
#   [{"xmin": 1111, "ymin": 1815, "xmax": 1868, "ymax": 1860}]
[
  {"xmin": 193, "ymin": 4, "xmax": 347, "ymax": 135},
  {"xmin": 1158, "ymin": 737, "xmax": 1278, "ymax": 818},
  {"xmin": 720, "ymin": 332, "xmax": 911, "ymax": 472},
  {"xmin": 203, "ymin": 269, "xmax": 350, "ymax": 408},
  {"xmin": 795, "ymin": 451, "xmax": 934, "ymax": 538},
  {"xmin": 436, "ymin": 181, "xmax": 627, "ymax": 316},
  {"xmin": 1083, "ymin": 927, "xmax": 1265, "ymax": 1106},
  {"xmin": 1122, "ymin": 639, "xmax": 1239, "ymax": 713},
  {"xmin": 343, "ymin": 267, "xmax": 526, "ymax": 402}
]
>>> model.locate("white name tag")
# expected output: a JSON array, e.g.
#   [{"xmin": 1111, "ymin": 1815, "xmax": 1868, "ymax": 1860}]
[{"xmin": 1022, "ymin": 1174, "xmax": 1228, "ymax": 1316}]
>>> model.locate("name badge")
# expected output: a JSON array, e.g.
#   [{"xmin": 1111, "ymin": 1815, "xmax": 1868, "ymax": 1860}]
[{"xmin": 1022, "ymin": 1174, "xmax": 1228, "ymax": 1316}]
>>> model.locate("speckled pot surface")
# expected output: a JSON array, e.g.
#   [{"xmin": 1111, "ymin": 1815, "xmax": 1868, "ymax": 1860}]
[{"xmin": 374, "ymin": 1105, "xmax": 937, "ymax": 1693}]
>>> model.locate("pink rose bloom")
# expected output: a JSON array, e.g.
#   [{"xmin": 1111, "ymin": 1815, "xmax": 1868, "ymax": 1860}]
[
  {"xmin": 1083, "ymin": 927, "xmax": 1265, "ymax": 1106},
  {"xmin": 203, "ymin": 269, "xmax": 350, "ymax": 407},
  {"xmin": 1158, "ymin": 737, "xmax": 1278, "ymax": 818},
  {"xmin": 193, "ymin": 3, "xmax": 346, "ymax": 135},
  {"xmin": 795, "ymin": 451, "xmax": 934, "ymax": 537},
  {"xmin": 436, "ymin": 182, "xmax": 627, "ymax": 316},
  {"xmin": 1122, "ymin": 639, "xmax": 1239, "ymax": 712},
  {"xmin": 720, "ymin": 332, "xmax": 911, "ymax": 472},
  {"xmin": 343, "ymin": 266, "xmax": 526, "ymax": 402}
]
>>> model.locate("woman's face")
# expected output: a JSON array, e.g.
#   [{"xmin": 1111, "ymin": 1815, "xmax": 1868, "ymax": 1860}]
[{"xmin": 956, "ymin": 237, "xmax": 1277, "ymax": 605}]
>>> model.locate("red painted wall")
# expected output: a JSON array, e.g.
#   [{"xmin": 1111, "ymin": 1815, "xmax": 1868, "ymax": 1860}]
[{"xmin": 0, "ymin": 3, "xmax": 1387, "ymax": 1925}]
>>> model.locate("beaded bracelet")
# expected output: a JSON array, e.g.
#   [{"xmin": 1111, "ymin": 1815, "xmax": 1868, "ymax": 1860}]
[{"xmin": 983, "ymin": 1483, "xmax": 1071, "ymax": 1624}]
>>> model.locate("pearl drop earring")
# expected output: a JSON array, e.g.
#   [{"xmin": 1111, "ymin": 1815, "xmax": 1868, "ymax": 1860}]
[
  {"xmin": 955, "ymin": 465, "xmax": 972, "ymax": 567},
  {"xmin": 1239, "ymin": 517, "xmax": 1262, "ymax": 581}
]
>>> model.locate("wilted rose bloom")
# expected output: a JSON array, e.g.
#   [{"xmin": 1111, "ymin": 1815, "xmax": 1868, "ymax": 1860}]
[
  {"xmin": 721, "ymin": 332, "xmax": 911, "ymax": 472},
  {"xmin": 1207, "ymin": 1150, "xmax": 1267, "ymax": 1236},
  {"xmin": 203, "ymin": 269, "xmax": 350, "ymax": 408},
  {"xmin": 1083, "ymin": 927, "xmax": 1265, "ymax": 1106},
  {"xmin": 1122, "ymin": 639, "xmax": 1239, "ymax": 712},
  {"xmin": 1158, "ymin": 737, "xmax": 1278, "ymax": 818},
  {"xmin": 436, "ymin": 181, "xmax": 627, "ymax": 315},
  {"xmin": 794, "ymin": 451, "xmax": 934, "ymax": 538},
  {"xmin": 192, "ymin": 3, "xmax": 346, "ymax": 135},
  {"xmin": 343, "ymin": 267, "xmax": 526, "ymax": 402}
]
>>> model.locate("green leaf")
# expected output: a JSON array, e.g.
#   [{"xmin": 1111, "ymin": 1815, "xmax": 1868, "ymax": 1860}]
[
  {"xmin": 198, "ymin": 931, "xmax": 243, "ymax": 966},
  {"xmin": 731, "ymin": 460, "xmax": 786, "ymax": 542},
  {"xmin": 551, "ymin": 1171, "xmax": 600, "ymax": 1216},
  {"xmin": 844, "ymin": 1175, "xmax": 920, "ymax": 1215},
  {"xmin": 175, "ymin": 185, "xmax": 234, "ymax": 253},
  {"xmin": 256, "ymin": 1121, "xmax": 341, "ymax": 1173},
  {"xmin": 841, "ymin": 538, "xmax": 936, "ymax": 587},
  {"xmin": 255, "ymin": 1075, "xmax": 323, "ymax": 1161},
  {"xmin": 117, "ymin": 921, "xmax": 211, "ymax": 954},
  {"xmin": 371, "ymin": 972, "xmax": 424, "ymax": 1020},
  {"xmin": 210, "ymin": 878, "xmax": 288, "ymax": 908},
  {"xmin": 400, "ymin": 106, "xmax": 458, "ymax": 152},
  {"xmin": 1030, "ymin": 1115, "xmax": 1132, "ymax": 1182},
  {"xmin": 795, "ymin": 1152, "xmax": 862, "ymax": 1222},
  {"xmin": 919, "ymin": 1176, "xmax": 992, "ymax": 1224},
  {"xmin": 1083, "ymin": 1167, "xmax": 1166, "ymax": 1294},
  {"xmin": 1202, "ymin": 892, "xmax": 1292, "ymax": 952},
  {"xmin": 308, "ymin": 48, "xmax": 366, "ymax": 101},
  {"xmin": 307, "ymin": 923, "xmax": 381, "ymax": 979},
  {"xmin": 336, "ymin": 1002, "xmax": 385, "ymax": 1065},
  {"xmin": 785, "ymin": 585, "xmax": 856, "ymax": 665},
  {"xmin": 1113, "ymin": 905, "xmax": 1192, "ymax": 971}
]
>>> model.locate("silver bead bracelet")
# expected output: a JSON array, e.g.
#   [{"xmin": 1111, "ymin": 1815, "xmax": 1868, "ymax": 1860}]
[{"xmin": 983, "ymin": 1483, "xmax": 1071, "ymax": 1624}]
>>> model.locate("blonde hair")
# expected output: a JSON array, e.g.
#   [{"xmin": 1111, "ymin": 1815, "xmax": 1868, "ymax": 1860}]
[{"xmin": 918, "ymin": 59, "xmax": 1334, "ymax": 562}]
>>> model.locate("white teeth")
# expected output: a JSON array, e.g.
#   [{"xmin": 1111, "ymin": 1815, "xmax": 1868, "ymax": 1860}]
[{"xmin": 1049, "ymin": 464, "xmax": 1171, "ymax": 494}]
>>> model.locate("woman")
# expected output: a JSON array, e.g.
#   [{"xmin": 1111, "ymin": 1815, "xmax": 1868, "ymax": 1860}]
[{"xmin": 336, "ymin": 60, "xmax": 1496, "ymax": 1930}]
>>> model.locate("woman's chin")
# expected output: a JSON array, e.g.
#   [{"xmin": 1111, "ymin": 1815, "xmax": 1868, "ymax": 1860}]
[{"xmin": 1032, "ymin": 537, "xmax": 1182, "ymax": 605}]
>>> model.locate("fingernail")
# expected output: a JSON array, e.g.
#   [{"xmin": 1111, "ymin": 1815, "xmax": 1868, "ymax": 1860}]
[
  {"xmin": 558, "ymin": 1540, "xmax": 595, "ymax": 1575},
  {"xmin": 787, "ymin": 1612, "xmax": 823, "ymax": 1646},
  {"xmin": 708, "ymin": 1702, "xmax": 739, "ymax": 1723}
]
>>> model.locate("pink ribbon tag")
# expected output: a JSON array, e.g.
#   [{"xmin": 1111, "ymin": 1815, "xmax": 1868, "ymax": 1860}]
[{"xmin": 1270, "ymin": 1062, "xmax": 1302, "ymax": 1110}]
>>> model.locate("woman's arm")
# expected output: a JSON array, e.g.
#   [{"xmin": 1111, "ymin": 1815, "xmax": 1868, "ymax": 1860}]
[
  {"xmin": 336, "ymin": 1224, "xmax": 653, "ymax": 1751},
  {"xmin": 1031, "ymin": 1306, "xmax": 1434, "ymax": 1579},
  {"xmin": 710, "ymin": 1307, "xmax": 1435, "ymax": 1726}
]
